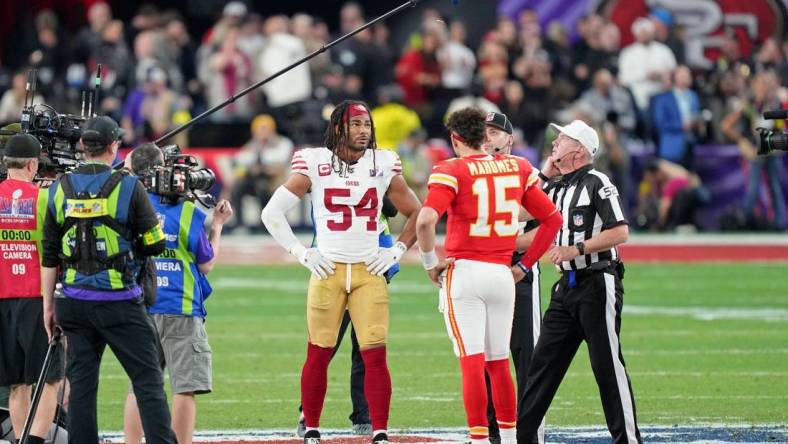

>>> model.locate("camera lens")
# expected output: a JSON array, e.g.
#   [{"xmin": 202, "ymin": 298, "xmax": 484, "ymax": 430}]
[
  {"xmin": 766, "ymin": 131, "xmax": 788, "ymax": 152},
  {"xmin": 187, "ymin": 168, "xmax": 215, "ymax": 191}
]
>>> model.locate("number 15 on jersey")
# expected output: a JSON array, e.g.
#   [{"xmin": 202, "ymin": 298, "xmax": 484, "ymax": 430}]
[{"xmin": 470, "ymin": 175, "xmax": 521, "ymax": 237}]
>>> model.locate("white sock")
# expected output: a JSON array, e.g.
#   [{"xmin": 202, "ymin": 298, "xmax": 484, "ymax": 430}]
[
  {"xmin": 499, "ymin": 426, "xmax": 516, "ymax": 443},
  {"xmin": 470, "ymin": 438, "xmax": 490, "ymax": 444},
  {"xmin": 373, "ymin": 429, "xmax": 387, "ymax": 437},
  {"xmin": 306, "ymin": 427, "xmax": 319, "ymax": 434}
]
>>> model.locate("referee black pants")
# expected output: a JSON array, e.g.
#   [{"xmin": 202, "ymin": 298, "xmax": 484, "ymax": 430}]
[
  {"xmin": 487, "ymin": 265, "xmax": 542, "ymax": 440},
  {"xmin": 56, "ymin": 296, "xmax": 176, "ymax": 444},
  {"xmin": 518, "ymin": 268, "xmax": 642, "ymax": 444}
]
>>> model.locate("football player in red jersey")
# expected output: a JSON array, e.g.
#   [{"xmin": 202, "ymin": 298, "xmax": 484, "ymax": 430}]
[{"xmin": 415, "ymin": 108, "xmax": 562, "ymax": 444}]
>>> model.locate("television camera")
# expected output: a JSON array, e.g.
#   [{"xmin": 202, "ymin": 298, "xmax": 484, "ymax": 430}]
[
  {"xmin": 756, "ymin": 109, "xmax": 788, "ymax": 155},
  {"xmin": 0, "ymin": 67, "xmax": 104, "ymax": 181},
  {"xmin": 138, "ymin": 144, "xmax": 216, "ymax": 208}
]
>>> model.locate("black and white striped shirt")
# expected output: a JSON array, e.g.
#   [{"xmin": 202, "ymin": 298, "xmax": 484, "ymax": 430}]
[{"xmin": 543, "ymin": 165, "xmax": 628, "ymax": 271}]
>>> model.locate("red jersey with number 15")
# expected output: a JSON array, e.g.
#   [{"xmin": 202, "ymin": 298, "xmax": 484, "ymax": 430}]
[{"xmin": 424, "ymin": 154, "xmax": 539, "ymax": 266}]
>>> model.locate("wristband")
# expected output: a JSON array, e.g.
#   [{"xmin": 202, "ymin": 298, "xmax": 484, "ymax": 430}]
[
  {"xmin": 516, "ymin": 262, "xmax": 530, "ymax": 274},
  {"xmin": 538, "ymin": 171, "xmax": 550, "ymax": 182},
  {"xmin": 420, "ymin": 249, "xmax": 439, "ymax": 270}
]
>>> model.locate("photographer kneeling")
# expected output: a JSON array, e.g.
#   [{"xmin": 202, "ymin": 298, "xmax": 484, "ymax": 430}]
[
  {"xmin": 122, "ymin": 143, "xmax": 232, "ymax": 444},
  {"xmin": 41, "ymin": 116, "xmax": 177, "ymax": 444}
]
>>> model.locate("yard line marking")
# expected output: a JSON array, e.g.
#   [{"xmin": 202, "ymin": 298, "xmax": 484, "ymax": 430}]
[
  {"xmin": 95, "ymin": 425, "xmax": 788, "ymax": 443},
  {"xmin": 624, "ymin": 348, "xmax": 788, "ymax": 355},
  {"xmin": 214, "ymin": 348, "xmax": 788, "ymax": 359},
  {"xmin": 212, "ymin": 277, "xmax": 436, "ymax": 294},
  {"xmin": 625, "ymin": 305, "xmax": 788, "ymax": 321},
  {"xmin": 214, "ymin": 332, "xmax": 448, "ymax": 340},
  {"xmin": 563, "ymin": 370, "xmax": 788, "ymax": 378},
  {"xmin": 563, "ymin": 394, "xmax": 786, "ymax": 400},
  {"xmin": 213, "ymin": 278, "xmax": 788, "ymax": 321},
  {"xmin": 626, "ymin": 329, "xmax": 787, "ymax": 337}
]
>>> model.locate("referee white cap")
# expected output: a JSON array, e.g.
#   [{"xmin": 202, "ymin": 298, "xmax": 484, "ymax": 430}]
[{"xmin": 549, "ymin": 120, "xmax": 600, "ymax": 157}]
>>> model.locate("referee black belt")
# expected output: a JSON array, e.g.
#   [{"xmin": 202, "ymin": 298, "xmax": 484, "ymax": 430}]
[
  {"xmin": 561, "ymin": 260, "xmax": 618, "ymax": 274},
  {"xmin": 561, "ymin": 261, "xmax": 622, "ymax": 288}
]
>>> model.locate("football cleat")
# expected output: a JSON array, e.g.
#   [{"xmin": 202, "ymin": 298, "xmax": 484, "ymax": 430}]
[
  {"xmin": 303, "ymin": 429, "xmax": 320, "ymax": 444},
  {"xmin": 352, "ymin": 423, "xmax": 372, "ymax": 435},
  {"xmin": 372, "ymin": 432, "xmax": 389, "ymax": 444},
  {"xmin": 296, "ymin": 411, "xmax": 306, "ymax": 437}
]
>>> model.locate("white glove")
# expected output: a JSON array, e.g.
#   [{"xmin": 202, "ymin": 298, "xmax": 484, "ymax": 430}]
[
  {"xmin": 290, "ymin": 244, "xmax": 336, "ymax": 279},
  {"xmin": 365, "ymin": 241, "xmax": 407, "ymax": 276}
]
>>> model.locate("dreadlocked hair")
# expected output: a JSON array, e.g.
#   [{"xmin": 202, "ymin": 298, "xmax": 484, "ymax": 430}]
[{"xmin": 323, "ymin": 100, "xmax": 378, "ymax": 177}]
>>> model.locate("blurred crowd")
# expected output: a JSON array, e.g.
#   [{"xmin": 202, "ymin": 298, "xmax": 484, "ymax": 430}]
[{"xmin": 1, "ymin": 1, "xmax": 787, "ymax": 231}]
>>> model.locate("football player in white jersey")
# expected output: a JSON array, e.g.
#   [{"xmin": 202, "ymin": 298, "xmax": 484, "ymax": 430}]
[{"xmin": 261, "ymin": 100, "xmax": 421, "ymax": 444}]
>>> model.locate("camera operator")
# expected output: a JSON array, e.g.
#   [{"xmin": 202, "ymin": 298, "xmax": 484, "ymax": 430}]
[
  {"xmin": 0, "ymin": 134, "xmax": 63, "ymax": 444},
  {"xmin": 40, "ymin": 116, "xmax": 176, "ymax": 444},
  {"xmin": 721, "ymin": 70, "xmax": 786, "ymax": 230},
  {"xmin": 122, "ymin": 143, "xmax": 233, "ymax": 444}
]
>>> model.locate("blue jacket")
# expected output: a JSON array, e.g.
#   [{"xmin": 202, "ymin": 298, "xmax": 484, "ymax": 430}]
[
  {"xmin": 651, "ymin": 89, "xmax": 700, "ymax": 162},
  {"xmin": 147, "ymin": 195, "xmax": 214, "ymax": 317}
]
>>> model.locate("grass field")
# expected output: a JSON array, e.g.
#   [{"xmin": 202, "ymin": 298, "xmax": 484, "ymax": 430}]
[{"xmin": 94, "ymin": 262, "xmax": 788, "ymax": 432}]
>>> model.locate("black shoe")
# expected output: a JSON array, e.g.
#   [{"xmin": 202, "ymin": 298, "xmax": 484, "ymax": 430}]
[
  {"xmin": 304, "ymin": 429, "xmax": 320, "ymax": 444},
  {"xmin": 372, "ymin": 432, "xmax": 389, "ymax": 444}
]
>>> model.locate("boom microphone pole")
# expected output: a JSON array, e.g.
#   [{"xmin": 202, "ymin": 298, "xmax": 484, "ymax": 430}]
[
  {"xmin": 154, "ymin": 0, "xmax": 425, "ymax": 144},
  {"xmin": 92, "ymin": 64, "xmax": 102, "ymax": 118}
]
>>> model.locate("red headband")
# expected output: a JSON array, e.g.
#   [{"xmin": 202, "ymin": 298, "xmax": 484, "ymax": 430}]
[
  {"xmin": 343, "ymin": 104, "xmax": 370, "ymax": 122},
  {"xmin": 450, "ymin": 131, "xmax": 468, "ymax": 145}
]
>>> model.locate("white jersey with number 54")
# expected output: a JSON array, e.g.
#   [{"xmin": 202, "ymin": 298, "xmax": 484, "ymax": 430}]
[{"xmin": 291, "ymin": 147, "xmax": 402, "ymax": 263}]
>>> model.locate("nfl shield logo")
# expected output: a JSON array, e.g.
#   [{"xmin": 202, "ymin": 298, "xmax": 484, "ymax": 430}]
[{"xmin": 573, "ymin": 213, "xmax": 584, "ymax": 226}]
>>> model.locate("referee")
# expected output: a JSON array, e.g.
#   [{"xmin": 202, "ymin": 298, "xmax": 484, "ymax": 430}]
[
  {"xmin": 480, "ymin": 112, "xmax": 544, "ymax": 444},
  {"xmin": 518, "ymin": 120, "xmax": 642, "ymax": 444}
]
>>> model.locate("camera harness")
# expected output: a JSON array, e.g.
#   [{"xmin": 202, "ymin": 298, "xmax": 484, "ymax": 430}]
[{"xmin": 57, "ymin": 170, "xmax": 138, "ymax": 279}]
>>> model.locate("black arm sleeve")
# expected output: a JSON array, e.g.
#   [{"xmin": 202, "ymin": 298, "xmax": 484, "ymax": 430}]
[
  {"xmin": 129, "ymin": 180, "xmax": 166, "ymax": 256},
  {"xmin": 382, "ymin": 196, "xmax": 398, "ymax": 218}
]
